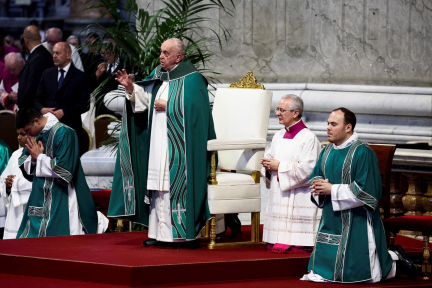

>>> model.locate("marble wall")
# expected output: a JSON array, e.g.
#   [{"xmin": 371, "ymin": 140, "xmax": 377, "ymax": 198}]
[{"xmin": 136, "ymin": 0, "xmax": 432, "ymax": 86}]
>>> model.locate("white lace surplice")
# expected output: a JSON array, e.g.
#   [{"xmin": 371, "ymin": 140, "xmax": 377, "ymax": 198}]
[{"xmin": 262, "ymin": 128, "xmax": 322, "ymax": 246}]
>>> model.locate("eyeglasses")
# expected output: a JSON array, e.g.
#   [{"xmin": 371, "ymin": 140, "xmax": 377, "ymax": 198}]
[{"xmin": 274, "ymin": 108, "xmax": 294, "ymax": 114}]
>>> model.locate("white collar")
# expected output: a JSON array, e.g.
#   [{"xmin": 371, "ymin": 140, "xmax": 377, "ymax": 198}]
[
  {"xmin": 30, "ymin": 44, "xmax": 42, "ymax": 54},
  {"xmin": 333, "ymin": 132, "xmax": 358, "ymax": 150},
  {"xmin": 286, "ymin": 119, "xmax": 301, "ymax": 131},
  {"xmin": 41, "ymin": 113, "xmax": 59, "ymax": 134},
  {"xmin": 59, "ymin": 62, "xmax": 71, "ymax": 73}
]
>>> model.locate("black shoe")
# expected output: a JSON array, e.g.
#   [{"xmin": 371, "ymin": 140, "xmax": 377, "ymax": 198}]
[
  {"xmin": 225, "ymin": 214, "xmax": 242, "ymax": 238},
  {"xmin": 388, "ymin": 244, "xmax": 418, "ymax": 280},
  {"xmin": 143, "ymin": 239, "xmax": 160, "ymax": 247},
  {"xmin": 172, "ymin": 239, "xmax": 201, "ymax": 249}
]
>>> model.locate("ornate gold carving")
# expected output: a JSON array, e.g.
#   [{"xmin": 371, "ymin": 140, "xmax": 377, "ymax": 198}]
[
  {"xmin": 423, "ymin": 235, "xmax": 431, "ymax": 281},
  {"xmin": 422, "ymin": 177, "xmax": 432, "ymax": 216},
  {"xmin": 390, "ymin": 172, "xmax": 404, "ymax": 217},
  {"xmin": 402, "ymin": 173, "xmax": 424, "ymax": 216},
  {"xmin": 208, "ymin": 151, "xmax": 218, "ymax": 185},
  {"xmin": 251, "ymin": 212, "xmax": 260, "ymax": 242},
  {"xmin": 229, "ymin": 71, "xmax": 265, "ymax": 90},
  {"xmin": 208, "ymin": 215, "xmax": 217, "ymax": 250}
]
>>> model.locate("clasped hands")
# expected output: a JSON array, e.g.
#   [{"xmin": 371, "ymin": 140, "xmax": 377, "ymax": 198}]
[
  {"xmin": 310, "ymin": 179, "xmax": 332, "ymax": 196},
  {"xmin": 261, "ymin": 158, "xmax": 279, "ymax": 171},
  {"xmin": 115, "ymin": 69, "xmax": 166, "ymax": 112},
  {"xmin": 40, "ymin": 108, "xmax": 64, "ymax": 120},
  {"xmin": 26, "ymin": 136, "xmax": 44, "ymax": 162},
  {"xmin": 5, "ymin": 175, "xmax": 15, "ymax": 188}
]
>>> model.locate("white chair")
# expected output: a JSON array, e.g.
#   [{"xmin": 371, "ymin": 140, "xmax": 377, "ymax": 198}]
[{"xmin": 207, "ymin": 76, "xmax": 272, "ymax": 249}]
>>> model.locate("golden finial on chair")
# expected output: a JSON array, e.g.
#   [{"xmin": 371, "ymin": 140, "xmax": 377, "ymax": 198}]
[{"xmin": 229, "ymin": 71, "xmax": 265, "ymax": 90}]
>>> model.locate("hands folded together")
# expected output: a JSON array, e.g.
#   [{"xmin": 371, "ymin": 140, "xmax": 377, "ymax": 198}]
[{"xmin": 310, "ymin": 179, "xmax": 332, "ymax": 196}]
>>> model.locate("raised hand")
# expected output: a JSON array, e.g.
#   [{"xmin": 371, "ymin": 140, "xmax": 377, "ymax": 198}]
[
  {"xmin": 95, "ymin": 62, "xmax": 107, "ymax": 80},
  {"xmin": 26, "ymin": 137, "xmax": 44, "ymax": 162},
  {"xmin": 115, "ymin": 69, "xmax": 134, "ymax": 94}
]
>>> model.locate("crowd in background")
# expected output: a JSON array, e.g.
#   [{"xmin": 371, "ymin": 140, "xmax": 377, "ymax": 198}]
[{"xmin": 0, "ymin": 20, "xmax": 119, "ymax": 118}]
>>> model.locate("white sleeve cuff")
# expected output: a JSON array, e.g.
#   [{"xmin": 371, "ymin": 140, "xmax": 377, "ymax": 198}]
[
  {"xmin": 23, "ymin": 156, "xmax": 35, "ymax": 175},
  {"xmin": 35, "ymin": 154, "xmax": 61, "ymax": 179},
  {"xmin": 125, "ymin": 83, "xmax": 151, "ymax": 113},
  {"xmin": 331, "ymin": 184, "xmax": 365, "ymax": 211}
]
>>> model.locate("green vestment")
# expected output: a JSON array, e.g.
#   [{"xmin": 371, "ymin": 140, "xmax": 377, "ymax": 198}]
[
  {"xmin": 0, "ymin": 139, "xmax": 12, "ymax": 175},
  {"xmin": 17, "ymin": 123, "xmax": 98, "ymax": 238},
  {"xmin": 108, "ymin": 58, "xmax": 215, "ymax": 239},
  {"xmin": 308, "ymin": 140, "xmax": 393, "ymax": 283}
]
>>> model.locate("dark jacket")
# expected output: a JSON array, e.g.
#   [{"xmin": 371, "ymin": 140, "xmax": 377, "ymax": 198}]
[
  {"xmin": 34, "ymin": 63, "xmax": 90, "ymax": 153},
  {"xmin": 17, "ymin": 45, "xmax": 54, "ymax": 109}
]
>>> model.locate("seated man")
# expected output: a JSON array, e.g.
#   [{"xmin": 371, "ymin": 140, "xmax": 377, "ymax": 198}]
[
  {"xmin": 0, "ymin": 52, "xmax": 23, "ymax": 111},
  {"xmin": 15, "ymin": 108, "xmax": 108, "ymax": 238},
  {"xmin": 302, "ymin": 107, "xmax": 416, "ymax": 283},
  {"xmin": 262, "ymin": 95, "xmax": 322, "ymax": 253},
  {"xmin": 0, "ymin": 129, "xmax": 32, "ymax": 239}
]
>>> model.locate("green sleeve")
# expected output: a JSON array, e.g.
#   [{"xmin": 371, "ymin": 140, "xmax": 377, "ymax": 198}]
[
  {"xmin": 349, "ymin": 145, "xmax": 381, "ymax": 211},
  {"xmin": 309, "ymin": 146, "xmax": 326, "ymax": 185},
  {"xmin": 51, "ymin": 127, "xmax": 80, "ymax": 185},
  {"xmin": 0, "ymin": 140, "xmax": 12, "ymax": 175}
]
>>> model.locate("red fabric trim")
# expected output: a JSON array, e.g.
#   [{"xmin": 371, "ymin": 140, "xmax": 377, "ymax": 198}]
[
  {"xmin": 277, "ymin": 163, "xmax": 280, "ymax": 182},
  {"xmin": 384, "ymin": 216, "xmax": 432, "ymax": 234}
]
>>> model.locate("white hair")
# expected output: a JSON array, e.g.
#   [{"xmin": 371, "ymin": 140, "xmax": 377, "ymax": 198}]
[
  {"xmin": 5, "ymin": 52, "xmax": 24, "ymax": 66},
  {"xmin": 281, "ymin": 94, "xmax": 304, "ymax": 118},
  {"xmin": 46, "ymin": 27, "xmax": 63, "ymax": 40},
  {"xmin": 166, "ymin": 38, "xmax": 186, "ymax": 56}
]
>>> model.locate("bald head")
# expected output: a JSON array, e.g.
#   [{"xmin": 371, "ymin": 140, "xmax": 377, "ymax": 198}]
[
  {"xmin": 5, "ymin": 52, "xmax": 25, "ymax": 76},
  {"xmin": 23, "ymin": 25, "xmax": 41, "ymax": 43},
  {"xmin": 53, "ymin": 42, "xmax": 71, "ymax": 68}
]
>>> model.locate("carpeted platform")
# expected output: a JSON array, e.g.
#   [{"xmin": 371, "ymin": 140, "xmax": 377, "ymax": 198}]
[
  {"xmin": 0, "ymin": 228, "xmax": 309, "ymax": 286},
  {"xmin": 0, "ymin": 227, "xmax": 429, "ymax": 287}
]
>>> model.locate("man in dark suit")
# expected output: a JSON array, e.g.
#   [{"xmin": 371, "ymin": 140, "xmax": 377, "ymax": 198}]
[
  {"xmin": 17, "ymin": 26, "xmax": 54, "ymax": 110},
  {"xmin": 34, "ymin": 42, "xmax": 90, "ymax": 156}
]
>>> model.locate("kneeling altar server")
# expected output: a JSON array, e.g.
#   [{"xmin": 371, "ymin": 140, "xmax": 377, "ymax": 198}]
[
  {"xmin": 15, "ymin": 108, "xmax": 108, "ymax": 238},
  {"xmin": 302, "ymin": 107, "xmax": 416, "ymax": 283}
]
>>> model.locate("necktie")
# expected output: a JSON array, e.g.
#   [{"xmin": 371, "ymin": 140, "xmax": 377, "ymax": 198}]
[
  {"xmin": 58, "ymin": 69, "xmax": 65, "ymax": 90},
  {"xmin": 107, "ymin": 64, "xmax": 112, "ymax": 75}
]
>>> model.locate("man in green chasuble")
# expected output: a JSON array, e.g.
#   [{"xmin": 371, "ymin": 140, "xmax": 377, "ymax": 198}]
[
  {"xmin": 108, "ymin": 38, "xmax": 215, "ymax": 248},
  {"xmin": 15, "ymin": 108, "xmax": 108, "ymax": 238},
  {"xmin": 301, "ymin": 108, "xmax": 416, "ymax": 283}
]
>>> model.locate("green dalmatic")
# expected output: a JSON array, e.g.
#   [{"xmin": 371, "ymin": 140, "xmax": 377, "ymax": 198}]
[{"xmin": 308, "ymin": 141, "xmax": 393, "ymax": 283}]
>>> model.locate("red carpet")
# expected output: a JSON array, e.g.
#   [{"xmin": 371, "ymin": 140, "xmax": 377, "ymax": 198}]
[
  {"xmin": 0, "ymin": 227, "xmax": 429, "ymax": 287},
  {"xmin": 0, "ymin": 227, "xmax": 309, "ymax": 286}
]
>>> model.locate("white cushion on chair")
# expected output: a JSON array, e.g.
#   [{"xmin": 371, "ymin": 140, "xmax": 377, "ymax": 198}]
[
  {"xmin": 208, "ymin": 172, "xmax": 260, "ymax": 214},
  {"xmin": 207, "ymin": 138, "xmax": 266, "ymax": 151},
  {"xmin": 215, "ymin": 171, "xmax": 255, "ymax": 185}
]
